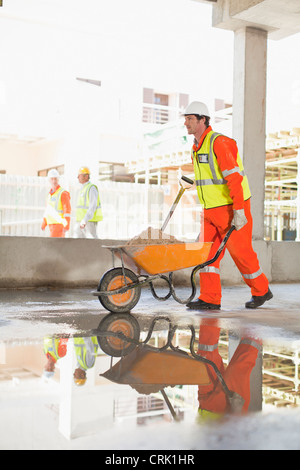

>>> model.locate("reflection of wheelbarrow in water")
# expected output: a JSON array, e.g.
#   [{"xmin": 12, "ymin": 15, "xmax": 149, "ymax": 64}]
[
  {"xmin": 92, "ymin": 226, "xmax": 235, "ymax": 313},
  {"xmin": 97, "ymin": 314, "xmax": 244, "ymax": 420}
]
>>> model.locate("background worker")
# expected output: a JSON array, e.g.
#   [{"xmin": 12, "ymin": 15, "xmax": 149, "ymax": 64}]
[
  {"xmin": 183, "ymin": 101, "xmax": 272, "ymax": 310},
  {"xmin": 41, "ymin": 169, "xmax": 71, "ymax": 238},
  {"xmin": 73, "ymin": 336, "xmax": 98, "ymax": 386},
  {"xmin": 43, "ymin": 336, "xmax": 68, "ymax": 379},
  {"xmin": 75, "ymin": 166, "xmax": 103, "ymax": 239}
]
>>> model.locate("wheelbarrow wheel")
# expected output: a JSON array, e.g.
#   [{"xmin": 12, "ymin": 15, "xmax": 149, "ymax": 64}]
[
  {"xmin": 97, "ymin": 313, "xmax": 140, "ymax": 357},
  {"xmin": 97, "ymin": 267, "xmax": 141, "ymax": 313}
]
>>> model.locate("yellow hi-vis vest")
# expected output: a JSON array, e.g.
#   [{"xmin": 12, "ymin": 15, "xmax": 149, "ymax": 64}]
[
  {"xmin": 193, "ymin": 131, "xmax": 251, "ymax": 209},
  {"xmin": 43, "ymin": 337, "xmax": 62, "ymax": 362},
  {"xmin": 74, "ymin": 337, "xmax": 98, "ymax": 370},
  {"xmin": 76, "ymin": 182, "xmax": 103, "ymax": 222},
  {"xmin": 45, "ymin": 187, "xmax": 67, "ymax": 226}
]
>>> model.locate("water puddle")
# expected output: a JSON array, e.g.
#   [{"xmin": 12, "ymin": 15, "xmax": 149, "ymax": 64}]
[{"xmin": 0, "ymin": 303, "xmax": 300, "ymax": 450}]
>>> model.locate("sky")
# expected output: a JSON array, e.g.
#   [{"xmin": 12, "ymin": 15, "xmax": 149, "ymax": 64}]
[{"xmin": 0, "ymin": 0, "xmax": 299, "ymax": 139}]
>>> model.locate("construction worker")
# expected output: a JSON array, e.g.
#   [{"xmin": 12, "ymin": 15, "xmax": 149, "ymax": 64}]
[
  {"xmin": 196, "ymin": 318, "xmax": 262, "ymax": 419},
  {"xmin": 75, "ymin": 166, "xmax": 103, "ymax": 239},
  {"xmin": 43, "ymin": 336, "xmax": 68, "ymax": 379},
  {"xmin": 183, "ymin": 101, "xmax": 273, "ymax": 310},
  {"xmin": 73, "ymin": 336, "xmax": 98, "ymax": 386},
  {"xmin": 41, "ymin": 169, "xmax": 71, "ymax": 238}
]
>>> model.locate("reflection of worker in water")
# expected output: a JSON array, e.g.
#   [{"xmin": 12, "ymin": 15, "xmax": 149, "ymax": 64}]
[
  {"xmin": 41, "ymin": 169, "xmax": 71, "ymax": 238},
  {"xmin": 197, "ymin": 319, "xmax": 261, "ymax": 419},
  {"xmin": 73, "ymin": 337, "xmax": 98, "ymax": 386},
  {"xmin": 43, "ymin": 336, "xmax": 69, "ymax": 378}
]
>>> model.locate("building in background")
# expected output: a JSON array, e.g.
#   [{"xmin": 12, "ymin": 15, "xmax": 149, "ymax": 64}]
[{"xmin": 0, "ymin": 1, "xmax": 299, "ymax": 241}]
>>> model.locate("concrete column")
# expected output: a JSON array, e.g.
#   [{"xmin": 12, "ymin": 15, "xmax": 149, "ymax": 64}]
[{"xmin": 232, "ymin": 27, "xmax": 268, "ymax": 240}]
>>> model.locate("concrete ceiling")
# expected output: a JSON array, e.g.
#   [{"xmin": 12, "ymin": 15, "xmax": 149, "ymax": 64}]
[{"xmin": 193, "ymin": 0, "xmax": 300, "ymax": 39}]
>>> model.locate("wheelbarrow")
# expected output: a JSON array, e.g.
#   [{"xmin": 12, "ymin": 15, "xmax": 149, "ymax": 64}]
[
  {"xmin": 96, "ymin": 313, "xmax": 245, "ymax": 420},
  {"xmin": 92, "ymin": 175, "xmax": 235, "ymax": 313},
  {"xmin": 92, "ymin": 226, "xmax": 235, "ymax": 313}
]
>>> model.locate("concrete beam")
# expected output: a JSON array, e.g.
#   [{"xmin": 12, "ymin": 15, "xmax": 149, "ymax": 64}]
[{"xmin": 193, "ymin": 0, "xmax": 300, "ymax": 40}]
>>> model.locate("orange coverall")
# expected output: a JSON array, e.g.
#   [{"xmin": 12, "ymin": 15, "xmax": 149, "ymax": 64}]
[
  {"xmin": 194, "ymin": 126, "xmax": 269, "ymax": 305},
  {"xmin": 41, "ymin": 186, "xmax": 71, "ymax": 238},
  {"xmin": 197, "ymin": 319, "xmax": 261, "ymax": 414}
]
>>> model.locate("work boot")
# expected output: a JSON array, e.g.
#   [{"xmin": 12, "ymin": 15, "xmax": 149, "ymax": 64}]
[
  {"xmin": 186, "ymin": 299, "xmax": 221, "ymax": 310},
  {"xmin": 245, "ymin": 288, "xmax": 273, "ymax": 309}
]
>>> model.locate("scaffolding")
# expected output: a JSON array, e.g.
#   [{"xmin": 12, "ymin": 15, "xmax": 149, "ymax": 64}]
[
  {"xmin": 264, "ymin": 129, "xmax": 300, "ymax": 241},
  {"xmin": 263, "ymin": 345, "xmax": 300, "ymax": 408}
]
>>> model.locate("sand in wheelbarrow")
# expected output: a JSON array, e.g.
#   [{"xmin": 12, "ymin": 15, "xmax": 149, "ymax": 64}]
[{"xmin": 126, "ymin": 227, "xmax": 183, "ymax": 246}]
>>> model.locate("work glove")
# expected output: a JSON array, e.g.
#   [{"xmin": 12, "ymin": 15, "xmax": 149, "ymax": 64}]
[{"xmin": 232, "ymin": 208, "xmax": 248, "ymax": 231}]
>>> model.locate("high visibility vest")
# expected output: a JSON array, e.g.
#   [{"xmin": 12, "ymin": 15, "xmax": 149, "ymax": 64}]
[
  {"xmin": 76, "ymin": 182, "xmax": 103, "ymax": 222},
  {"xmin": 193, "ymin": 131, "xmax": 251, "ymax": 209},
  {"xmin": 45, "ymin": 187, "xmax": 68, "ymax": 225},
  {"xmin": 43, "ymin": 337, "xmax": 67, "ymax": 362},
  {"xmin": 73, "ymin": 337, "xmax": 99, "ymax": 370},
  {"xmin": 197, "ymin": 409, "xmax": 223, "ymax": 422}
]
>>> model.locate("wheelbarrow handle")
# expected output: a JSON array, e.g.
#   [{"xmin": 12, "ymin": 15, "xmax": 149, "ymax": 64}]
[
  {"xmin": 199, "ymin": 225, "xmax": 236, "ymax": 269},
  {"xmin": 181, "ymin": 175, "xmax": 194, "ymax": 185},
  {"xmin": 161, "ymin": 176, "xmax": 194, "ymax": 232},
  {"xmin": 168, "ymin": 226, "xmax": 236, "ymax": 305}
]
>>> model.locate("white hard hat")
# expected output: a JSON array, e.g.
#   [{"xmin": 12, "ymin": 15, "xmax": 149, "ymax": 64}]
[
  {"xmin": 183, "ymin": 101, "xmax": 210, "ymax": 118},
  {"xmin": 48, "ymin": 169, "xmax": 60, "ymax": 178}
]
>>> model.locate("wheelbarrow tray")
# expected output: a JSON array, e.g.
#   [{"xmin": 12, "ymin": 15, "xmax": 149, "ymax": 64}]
[
  {"xmin": 105, "ymin": 241, "xmax": 213, "ymax": 275},
  {"xmin": 101, "ymin": 345, "xmax": 211, "ymax": 386}
]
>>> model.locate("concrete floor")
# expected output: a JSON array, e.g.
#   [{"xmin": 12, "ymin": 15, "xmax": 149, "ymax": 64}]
[
  {"xmin": 0, "ymin": 282, "xmax": 300, "ymax": 450},
  {"xmin": 1, "ymin": 282, "xmax": 300, "ymax": 340}
]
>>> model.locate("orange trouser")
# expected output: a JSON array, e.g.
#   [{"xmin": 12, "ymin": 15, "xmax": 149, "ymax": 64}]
[
  {"xmin": 197, "ymin": 319, "xmax": 261, "ymax": 413},
  {"xmin": 199, "ymin": 199, "xmax": 269, "ymax": 304},
  {"xmin": 49, "ymin": 224, "xmax": 65, "ymax": 238}
]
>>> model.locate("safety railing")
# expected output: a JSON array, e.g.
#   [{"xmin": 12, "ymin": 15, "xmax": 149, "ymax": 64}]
[{"xmin": 142, "ymin": 103, "xmax": 183, "ymax": 126}]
